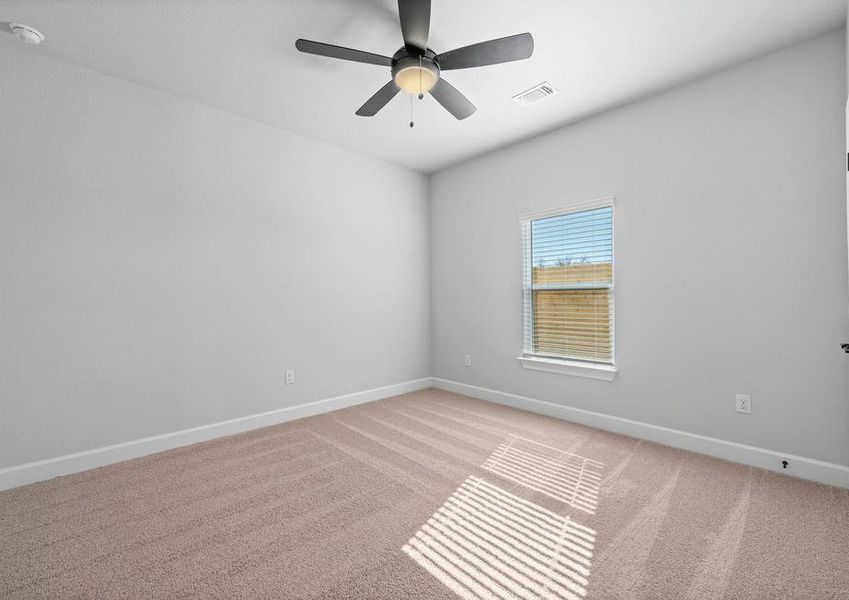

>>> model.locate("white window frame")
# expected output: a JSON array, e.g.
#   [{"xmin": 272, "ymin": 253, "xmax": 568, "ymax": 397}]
[{"xmin": 517, "ymin": 197, "xmax": 617, "ymax": 381}]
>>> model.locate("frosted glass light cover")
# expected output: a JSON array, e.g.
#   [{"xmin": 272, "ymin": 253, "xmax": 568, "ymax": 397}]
[{"xmin": 394, "ymin": 66, "xmax": 437, "ymax": 94}]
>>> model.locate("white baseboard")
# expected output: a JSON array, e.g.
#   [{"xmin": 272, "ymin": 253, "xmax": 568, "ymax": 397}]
[
  {"xmin": 6, "ymin": 376, "xmax": 846, "ymax": 492},
  {"xmin": 433, "ymin": 378, "xmax": 849, "ymax": 489},
  {"xmin": 0, "ymin": 377, "xmax": 432, "ymax": 491}
]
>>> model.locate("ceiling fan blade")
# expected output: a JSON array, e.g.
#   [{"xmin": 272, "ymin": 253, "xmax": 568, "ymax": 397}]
[
  {"xmin": 429, "ymin": 78, "xmax": 476, "ymax": 120},
  {"xmin": 356, "ymin": 81, "xmax": 401, "ymax": 116},
  {"xmin": 398, "ymin": 0, "xmax": 431, "ymax": 51},
  {"xmin": 436, "ymin": 33, "xmax": 534, "ymax": 70},
  {"xmin": 295, "ymin": 39, "xmax": 392, "ymax": 67}
]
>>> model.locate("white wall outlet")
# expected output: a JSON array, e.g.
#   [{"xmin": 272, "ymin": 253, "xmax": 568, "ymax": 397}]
[
  {"xmin": 464, "ymin": 354, "xmax": 472, "ymax": 367},
  {"xmin": 735, "ymin": 393, "xmax": 751, "ymax": 414},
  {"xmin": 285, "ymin": 369, "xmax": 295, "ymax": 385}
]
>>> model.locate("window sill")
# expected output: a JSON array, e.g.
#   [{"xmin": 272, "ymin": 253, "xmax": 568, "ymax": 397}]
[{"xmin": 517, "ymin": 355, "xmax": 617, "ymax": 381}]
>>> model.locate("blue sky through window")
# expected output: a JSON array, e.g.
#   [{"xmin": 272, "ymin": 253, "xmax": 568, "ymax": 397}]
[{"xmin": 531, "ymin": 206, "xmax": 613, "ymax": 267}]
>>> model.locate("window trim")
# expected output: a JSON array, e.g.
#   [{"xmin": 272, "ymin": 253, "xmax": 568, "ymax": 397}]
[
  {"xmin": 517, "ymin": 355, "xmax": 618, "ymax": 381},
  {"xmin": 519, "ymin": 197, "xmax": 616, "ymax": 379},
  {"xmin": 517, "ymin": 196, "xmax": 616, "ymax": 223}
]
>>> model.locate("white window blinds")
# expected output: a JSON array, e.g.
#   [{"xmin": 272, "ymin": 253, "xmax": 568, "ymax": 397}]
[{"xmin": 522, "ymin": 205, "xmax": 614, "ymax": 364}]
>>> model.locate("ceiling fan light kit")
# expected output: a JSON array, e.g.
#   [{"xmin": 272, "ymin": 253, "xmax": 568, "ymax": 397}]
[
  {"xmin": 295, "ymin": 0, "xmax": 534, "ymax": 122},
  {"xmin": 392, "ymin": 49, "xmax": 439, "ymax": 95}
]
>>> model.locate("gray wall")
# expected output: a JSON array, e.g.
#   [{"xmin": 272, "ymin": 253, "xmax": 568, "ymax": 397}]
[
  {"xmin": 2, "ymin": 29, "xmax": 847, "ymax": 472},
  {"xmin": 0, "ymin": 47, "xmax": 431, "ymax": 468},
  {"xmin": 846, "ymin": 23, "xmax": 849, "ymax": 310},
  {"xmin": 431, "ymin": 30, "xmax": 849, "ymax": 465}
]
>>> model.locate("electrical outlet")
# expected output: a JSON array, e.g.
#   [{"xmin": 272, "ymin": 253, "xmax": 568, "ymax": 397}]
[
  {"xmin": 285, "ymin": 369, "xmax": 295, "ymax": 385},
  {"xmin": 464, "ymin": 355, "xmax": 472, "ymax": 367},
  {"xmin": 735, "ymin": 393, "xmax": 751, "ymax": 414}
]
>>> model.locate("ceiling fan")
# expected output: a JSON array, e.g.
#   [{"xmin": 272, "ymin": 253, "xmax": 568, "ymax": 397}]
[{"xmin": 295, "ymin": 0, "xmax": 534, "ymax": 121}]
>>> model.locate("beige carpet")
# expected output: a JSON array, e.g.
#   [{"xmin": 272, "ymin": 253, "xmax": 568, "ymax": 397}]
[{"xmin": 1, "ymin": 389, "xmax": 848, "ymax": 599}]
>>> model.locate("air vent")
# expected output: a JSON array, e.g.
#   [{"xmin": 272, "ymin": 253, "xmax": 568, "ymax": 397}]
[{"xmin": 512, "ymin": 82, "xmax": 557, "ymax": 105}]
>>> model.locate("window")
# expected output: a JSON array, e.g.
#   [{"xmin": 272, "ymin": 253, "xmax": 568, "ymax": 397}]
[{"xmin": 520, "ymin": 201, "xmax": 615, "ymax": 378}]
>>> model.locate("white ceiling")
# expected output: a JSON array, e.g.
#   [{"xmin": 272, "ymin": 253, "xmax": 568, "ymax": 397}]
[{"xmin": 0, "ymin": 1, "xmax": 845, "ymax": 173}]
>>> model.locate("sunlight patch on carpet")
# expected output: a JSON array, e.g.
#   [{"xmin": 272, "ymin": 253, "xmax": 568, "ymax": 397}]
[
  {"xmin": 482, "ymin": 435, "xmax": 603, "ymax": 514},
  {"xmin": 402, "ymin": 476, "xmax": 596, "ymax": 600}
]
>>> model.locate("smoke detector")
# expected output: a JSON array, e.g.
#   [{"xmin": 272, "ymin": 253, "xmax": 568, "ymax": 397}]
[
  {"xmin": 9, "ymin": 23, "xmax": 45, "ymax": 45},
  {"xmin": 512, "ymin": 82, "xmax": 558, "ymax": 106}
]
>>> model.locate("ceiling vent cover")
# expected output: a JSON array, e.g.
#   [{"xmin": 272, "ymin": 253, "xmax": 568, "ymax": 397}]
[{"xmin": 512, "ymin": 82, "xmax": 557, "ymax": 105}]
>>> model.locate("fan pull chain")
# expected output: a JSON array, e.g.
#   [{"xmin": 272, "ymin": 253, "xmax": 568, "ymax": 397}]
[
  {"xmin": 418, "ymin": 55, "xmax": 424, "ymax": 100},
  {"xmin": 409, "ymin": 55, "xmax": 425, "ymax": 128}
]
